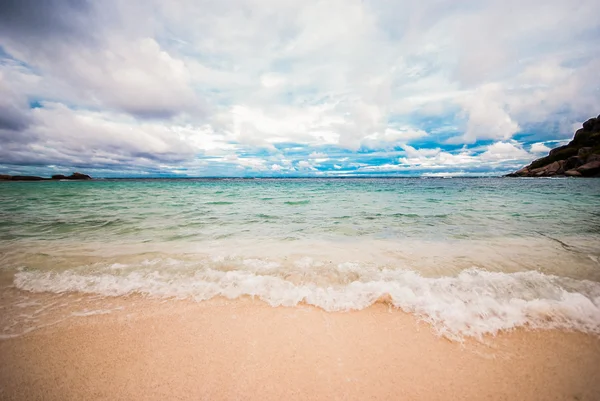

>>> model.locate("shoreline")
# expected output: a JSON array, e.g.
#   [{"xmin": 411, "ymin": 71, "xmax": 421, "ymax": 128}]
[{"xmin": 1, "ymin": 294, "xmax": 599, "ymax": 401}]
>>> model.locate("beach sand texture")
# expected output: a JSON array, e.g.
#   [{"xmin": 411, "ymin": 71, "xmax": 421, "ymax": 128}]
[{"xmin": 1, "ymin": 295, "xmax": 599, "ymax": 401}]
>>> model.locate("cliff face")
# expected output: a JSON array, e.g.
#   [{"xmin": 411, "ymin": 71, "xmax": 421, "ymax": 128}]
[{"xmin": 507, "ymin": 115, "xmax": 600, "ymax": 177}]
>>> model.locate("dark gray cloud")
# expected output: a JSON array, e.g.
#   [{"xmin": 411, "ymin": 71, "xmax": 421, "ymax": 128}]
[
  {"xmin": 0, "ymin": 101, "xmax": 200, "ymax": 174},
  {"xmin": 0, "ymin": 0, "xmax": 199, "ymax": 120},
  {"xmin": 0, "ymin": 0, "xmax": 94, "ymax": 42},
  {"xmin": 0, "ymin": 106, "xmax": 30, "ymax": 131},
  {"xmin": 0, "ymin": 81, "xmax": 35, "ymax": 141}
]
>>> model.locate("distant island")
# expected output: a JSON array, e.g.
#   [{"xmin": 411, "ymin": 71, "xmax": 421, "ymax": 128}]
[
  {"xmin": 507, "ymin": 114, "xmax": 600, "ymax": 177},
  {"xmin": 0, "ymin": 172, "xmax": 92, "ymax": 181}
]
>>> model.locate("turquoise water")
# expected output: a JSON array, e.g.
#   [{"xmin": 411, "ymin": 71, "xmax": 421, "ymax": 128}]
[
  {"xmin": 1, "ymin": 178, "xmax": 599, "ymax": 242},
  {"xmin": 1, "ymin": 178, "xmax": 600, "ymax": 339}
]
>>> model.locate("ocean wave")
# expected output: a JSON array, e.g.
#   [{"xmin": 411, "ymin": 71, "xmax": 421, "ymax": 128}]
[
  {"xmin": 13, "ymin": 267, "xmax": 600, "ymax": 340},
  {"xmin": 284, "ymin": 200, "xmax": 310, "ymax": 205}
]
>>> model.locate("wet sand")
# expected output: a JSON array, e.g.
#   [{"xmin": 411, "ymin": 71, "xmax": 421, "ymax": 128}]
[{"xmin": 1, "ymin": 296, "xmax": 599, "ymax": 401}]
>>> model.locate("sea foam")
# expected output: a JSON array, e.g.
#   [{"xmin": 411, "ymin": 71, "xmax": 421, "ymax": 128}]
[{"xmin": 13, "ymin": 267, "xmax": 600, "ymax": 340}]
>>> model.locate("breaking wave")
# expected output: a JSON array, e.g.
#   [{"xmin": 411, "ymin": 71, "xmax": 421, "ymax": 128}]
[{"xmin": 14, "ymin": 266, "xmax": 600, "ymax": 340}]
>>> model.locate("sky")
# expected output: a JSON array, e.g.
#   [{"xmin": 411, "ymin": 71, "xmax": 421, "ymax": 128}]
[{"xmin": 0, "ymin": 0, "xmax": 599, "ymax": 177}]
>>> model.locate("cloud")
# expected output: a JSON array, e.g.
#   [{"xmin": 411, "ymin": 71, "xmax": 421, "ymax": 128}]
[
  {"xmin": 362, "ymin": 127, "xmax": 428, "ymax": 148},
  {"xmin": 390, "ymin": 142, "xmax": 533, "ymax": 173},
  {"xmin": 0, "ymin": 102, "xmax": 206, "ymax": 169},
  {"xmin": 479, "ymin": 142, "xmax": 531, "ymax": 161},
  {"xmin": 61, "ymin": 37, "xmax": 198, "ymax": 118},
  {"xmin": 0, "ymin": 1, "xmax": 199, "ymax": 119},
  {"xmin": 0, "ymin": 0, "xmax": 94, "ymax": 43},
  {"xmin": 449, "ymin": 84, "xmax": 520, "ymax": 144},
  {"xmin": 234, "ymin": 157, "xmax": 268, "ymax": 171},
  {"xmin": 530, "ymin": 142, "xmax": 552, "ymax": 154},
  {"xmin": 1, "ymin": 0, "xmax": 599, "ymax": 176},
  {"xmin": 0, "ymin": 74, "xmax": 32, "ymax": 133},
  {"xmin": 297, "ymin": 160, "xmax": 317, "ymax": 171},
  {"xmin": 398, "ymin": 145, "xmax": 477, "ymax": 168}
]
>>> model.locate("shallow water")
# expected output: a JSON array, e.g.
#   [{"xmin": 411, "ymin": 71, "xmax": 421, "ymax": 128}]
[
  {"xmin": 2, "ymin": 177, "xmax": 599, "ymax": 242},
  {"xmin": 1, "ymin": 177, "xmax": 600, "ymax": 339}
]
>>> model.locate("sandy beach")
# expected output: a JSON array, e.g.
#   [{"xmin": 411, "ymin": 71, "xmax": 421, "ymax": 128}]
[
  {"xmin": 1, "ymin": 293, "xmax": 599, "ymax": 401},
  {"xmin": 2, "ymin": 0, "xmax": 600, "ymax": 397}
]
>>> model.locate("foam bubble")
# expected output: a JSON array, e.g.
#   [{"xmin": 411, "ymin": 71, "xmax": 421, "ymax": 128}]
[
  {"xmin": 13, "ymin": 267, "xmax": 600, "ymax": 340},
  {"xmin": 107, "ymin": 263, "xmax": 128, "ymax": 270},
  {"xmin": 242, "ymin": 259, "xmax": 281, "ymax": 271}
]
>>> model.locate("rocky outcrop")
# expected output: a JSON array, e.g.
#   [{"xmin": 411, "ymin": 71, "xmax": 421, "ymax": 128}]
[
  {"xmin": 0, "ymin": 172, "xmax": 93, "ymax": 181},
  {"xmin": 507, "ymin": 114, "xmax": 600, "ymax": 177},
  {"xmin": 6, "ymin": 175, "xmax": 46, "ymax": 181},
  {"xmin": 51, "ymin": 172, "xmax": 93, "ymax": 180}
]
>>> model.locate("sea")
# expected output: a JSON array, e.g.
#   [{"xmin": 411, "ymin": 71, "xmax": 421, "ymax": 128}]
[{"xmin": 1, "ymin": 177, "xmax": 599, "ymax": 340}]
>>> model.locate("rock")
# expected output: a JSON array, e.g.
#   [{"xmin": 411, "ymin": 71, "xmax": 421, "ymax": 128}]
[
  {"xmin": 564, "ymin": 169, "xmax": 582, "ymax": 177},
  {"xmin": 67, "ymin": 172, "xmax": 92, "ymax": 180},
  {"xmin": 571, "ymin": 128, "xmax": 600, "ymax": 148},
  {"xmin": 573, "ymin": 128, "xmax": 588, "ymax": 142},
  {"xmin": 586, "ymin": 153, "xmax": 600, "ymax": 164},
  {"xmin": 509, "ymin": 113, "xmax": 600, "ymax": 177},
  {"xmin": 10, "ymin": 176, "xmax": 46, "ymax": 181},
  {"xmin": 530, "ymin": 162, "xmax": 563, "ymax": 176},
  {"xmin": 548, "ymin": 160, "xmax": 565, "ymax": 175},
  {"xmin": 503, "ymin": 166, "xmax": 531, "ymax": 177},
  {"xmin": 593, "ymin": 116, "xmax": 600, "ymax": 132},
  {"xmin": 529, "ymin": 167, "xmax": 544, "ymax": 176},
  {"xmin": 514, "ymin": 166, "xmax": 530, "ymax": 176},
  {"xmin": 549, "ymin": 145, "xmax": 570, "ymax": 156},
  {"xmin": 582, "ymin": 118, "xmax": 597, "ymax": 131},
  {"xmin": 577, "ymin": 147, "xmax": 593, "ymax": 157},
  {"xmin": 0, "ymin": 172, "xmax": 92, "ymax": 181},
  {"xmin": 576, "ymin": 160, "xmax": 600, "ymax": 177},
  {"xmin": 52, "ymin": 172, "xmax": 93, "ymax": 180},
  {"xmin": 563, "ymin": 156, "xmax": 584, "ymax": 171}
]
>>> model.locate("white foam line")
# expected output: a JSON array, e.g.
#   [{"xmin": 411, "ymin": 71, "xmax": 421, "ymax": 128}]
[
  {"xmin": 12, "ymin": 268, "xmax": 600, "ymax": 340},
  {"xmin": 0, "ymin": 317, "xmax": 69, "ymax": 341}
]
